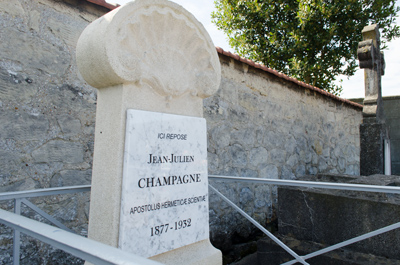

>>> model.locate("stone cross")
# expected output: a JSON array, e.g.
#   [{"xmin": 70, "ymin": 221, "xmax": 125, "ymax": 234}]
[
  {"xmin": 357, "ymin": 24, "xmax": 391, "ymax": 175},
  {"xmin": 357, "ymin": 24, "xmax": 386, "ymax": 123},
  {"xmin": 76, "ymin": 0, "xmax": 222, "ymax": 264}
]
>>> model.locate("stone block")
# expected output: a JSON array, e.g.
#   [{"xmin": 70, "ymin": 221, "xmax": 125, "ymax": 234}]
[
  {"xmin": 0, "ymin": 112, "xmax": 49, "ymax": 140},
  {"xmin": 0, "ymin": 150, "xmax": 20, "ymax": 174},
  {"xmin": 227, "ymin": 106, "xmax": 250, "ymax": 124},
  {"xmin": 248, "ymin": 147, "xmax": 269, "ymax": 168},
  {"xmin": 322, "ymin": 147, "xmax": 330, "ymax": 157},
  {"xmin": 338, "ymin": 157, "xmax": 346, "ymax": 170},
  {"xmin": 239, "ymin": 187, "xmax": 254, "ymax": 205},
  {"xmin": 254, "ymin": 184, "xmax": 270, "ymax": 203},
  {"xmin": 318, "ymin": 156, "xmax": 329, "ymax": 171},
  {"xmin": 345, "ymin": 164, "xmax": 356, "ymax": 175},
  {"xmin": 57, "ymin": 115, "xmax": 81, "ymax": 137},
  {"xmin": 286, "ymin": 154, "xmax": 298, "ymax": 169},
  {"xmin": 284, "ymin": 136, "xmax": 297, "ymax": 154},
  {"xmin": 260, "ymin": 165, "xmax": 278, "ymax": 179},
  {"xmin": 32, "ymin": 140, "xmax": 83, "ymax": 163},
  {"xmin": 308, "ymin": 166, "xmax": 318, "ymax": 175},
  {"xmin": 216, "ymin": 149, "xmax": 232, "ymax": 169},
  {"xmin": 312, "ymin": 139, "xmax": 323, "ymax": 155},
  {"xmin": 50, "ymin": 169, "xmax": 92, "ymax": 187},
  {"xmin": 269, "ymin": 149, "xmax": 286, "ymax": 164},
  {"xmin": 238, "ymin": 91, "xmax": 260, "ymax": 112},
  {"xmin": 263, "ymin": 130, "xmax": 285, "ymax": 149},
  {"xmin": 295, "ymin": 136, "xmax": 308, "ymax": 155},
  {"xmin": 230, "ymin": 144, "xmax": 248, "ymax": 167},
  {"xmin": 295, "ymin": 165, "xmax": 306, "ymax": 177},
  {"xmin": 208, "ymin": 152, "xmax": 219, "ymax": 173},
  {"xmin": 231, "ymin": 127, "xmax": 256, "ymax": 150},
  {"xmin": 291, "ymin": 119, "xmax": 304, "ymax": 135},
  {"xmin": 281, "ymin": 166, "xmax": 295, "ymax": 179},
  {"xmin": 0, "ymin": 178, "xmax": 36, "ymax": 192},
  {"xmin": 209, "ymin": 123, "xmax": 231, "ymax": 148}
]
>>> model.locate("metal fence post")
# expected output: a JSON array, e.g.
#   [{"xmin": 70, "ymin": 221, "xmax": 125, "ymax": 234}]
[{"xmin": 13, "ymin": 198, "xmax": 21, "ymax": 265}]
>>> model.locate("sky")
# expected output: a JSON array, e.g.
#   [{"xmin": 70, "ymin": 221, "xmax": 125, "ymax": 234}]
[{"xmin": 112, "ymin": 0, "xmax": 400, "ymax": 99}]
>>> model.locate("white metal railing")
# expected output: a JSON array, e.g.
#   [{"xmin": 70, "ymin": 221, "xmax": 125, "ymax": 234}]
[
  {"xmin": 0, "ymin": 185, "xmax": 90, "ymax": 264},
  {"xmin": 209, "ymin": 174, "xmax": 400, "ymax": 265},
  {"xmin": 209, "ymin": 175, "xmax": 400, "ymax": 194},
  {"xmin": 2, "ymin": 177, "xmax": 400, "ymax": 264},
  {"xmin": 0, "ymin": 185, "xmax": 162, "ymax": 265},
  {"xmin": 0, "ymin": 185, "xmax": 91, "ymax": 200},
  {"xmin": 0, "ymin": 209, "xmax": 162, "ymax": 265}
]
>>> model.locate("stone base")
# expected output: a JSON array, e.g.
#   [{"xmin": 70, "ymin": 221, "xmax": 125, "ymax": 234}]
[
  {"xmin": 278, "ymin": 174, "xmax": 400, "ymax": 260},
  {"xmin": 85, "ymin": 239, "xmax": 221, "ymax": 265},
  {"xmin": 150, "ymin": 239, "xmax": 222, "ymax": 265},
  {"xmin": 360, "ymin": 122, "xmax": 387, "ymax": 175},
  {"xmin": 258, "ymin": 236, "xmax": 400, "ymax": 265}
]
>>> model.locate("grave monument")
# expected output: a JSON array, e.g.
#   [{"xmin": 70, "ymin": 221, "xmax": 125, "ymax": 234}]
[
  {"xmin": 357, "ymin": 24, "xmax": 391, "ymax": 175},
  {"xmin": 76, "ymin": 0, "xmax": 222, "ymax": 264}
]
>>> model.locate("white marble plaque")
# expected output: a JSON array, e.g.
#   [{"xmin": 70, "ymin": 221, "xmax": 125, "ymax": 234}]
[{"xmin": 119, "ymin": 109, "xmax": 209, "ymax": 258}]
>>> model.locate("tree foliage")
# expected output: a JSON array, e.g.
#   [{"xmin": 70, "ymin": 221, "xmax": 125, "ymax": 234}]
[{"xmin": 212, "ymin": 0, "xmax": 400, "ymax": 95}]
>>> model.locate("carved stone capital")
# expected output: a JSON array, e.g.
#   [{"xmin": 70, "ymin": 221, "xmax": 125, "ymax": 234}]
[
  {"xmin": 357, "ymin": 39, "xmax": 375, "ymax": 69},
  {"xmin": 76, "ymin": 0, "xmax": 221, "ymax": 99}
]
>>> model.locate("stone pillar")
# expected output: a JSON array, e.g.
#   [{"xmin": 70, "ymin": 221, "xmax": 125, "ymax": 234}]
[
  {"xmin": 357, "ymin": 24, "xmax": 390, "ymax": 175},
  {"xmin": 76, "ymin": 1, "xmax": 222, "ymax": 264}
]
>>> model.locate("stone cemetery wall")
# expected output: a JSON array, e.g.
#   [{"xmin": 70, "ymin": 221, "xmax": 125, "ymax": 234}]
[
  {"xmin": 0, "ymin": 0, "xmax": 108, "ymax": 190},
  {"xmin": 205, "ymin": 51, "xmax": 363, "ymax": 251},
  {"xmin": 0, "ymin": 0, "xmax": 110, "ymax": 263}
]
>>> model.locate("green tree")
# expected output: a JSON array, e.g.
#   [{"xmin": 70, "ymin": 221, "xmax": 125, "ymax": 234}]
[{"xmin": 212, "ymin": 0, "xmax": 400, "ymax": 95}]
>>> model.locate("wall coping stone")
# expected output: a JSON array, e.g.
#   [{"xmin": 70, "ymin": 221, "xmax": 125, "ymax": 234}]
[
  {"xmin": 216, "ymin": 47, "xmax": 363, "ymax": 110},
  {"xmin": 85, "ymin": 0, "xmax": 119, "ymax": 10}
]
